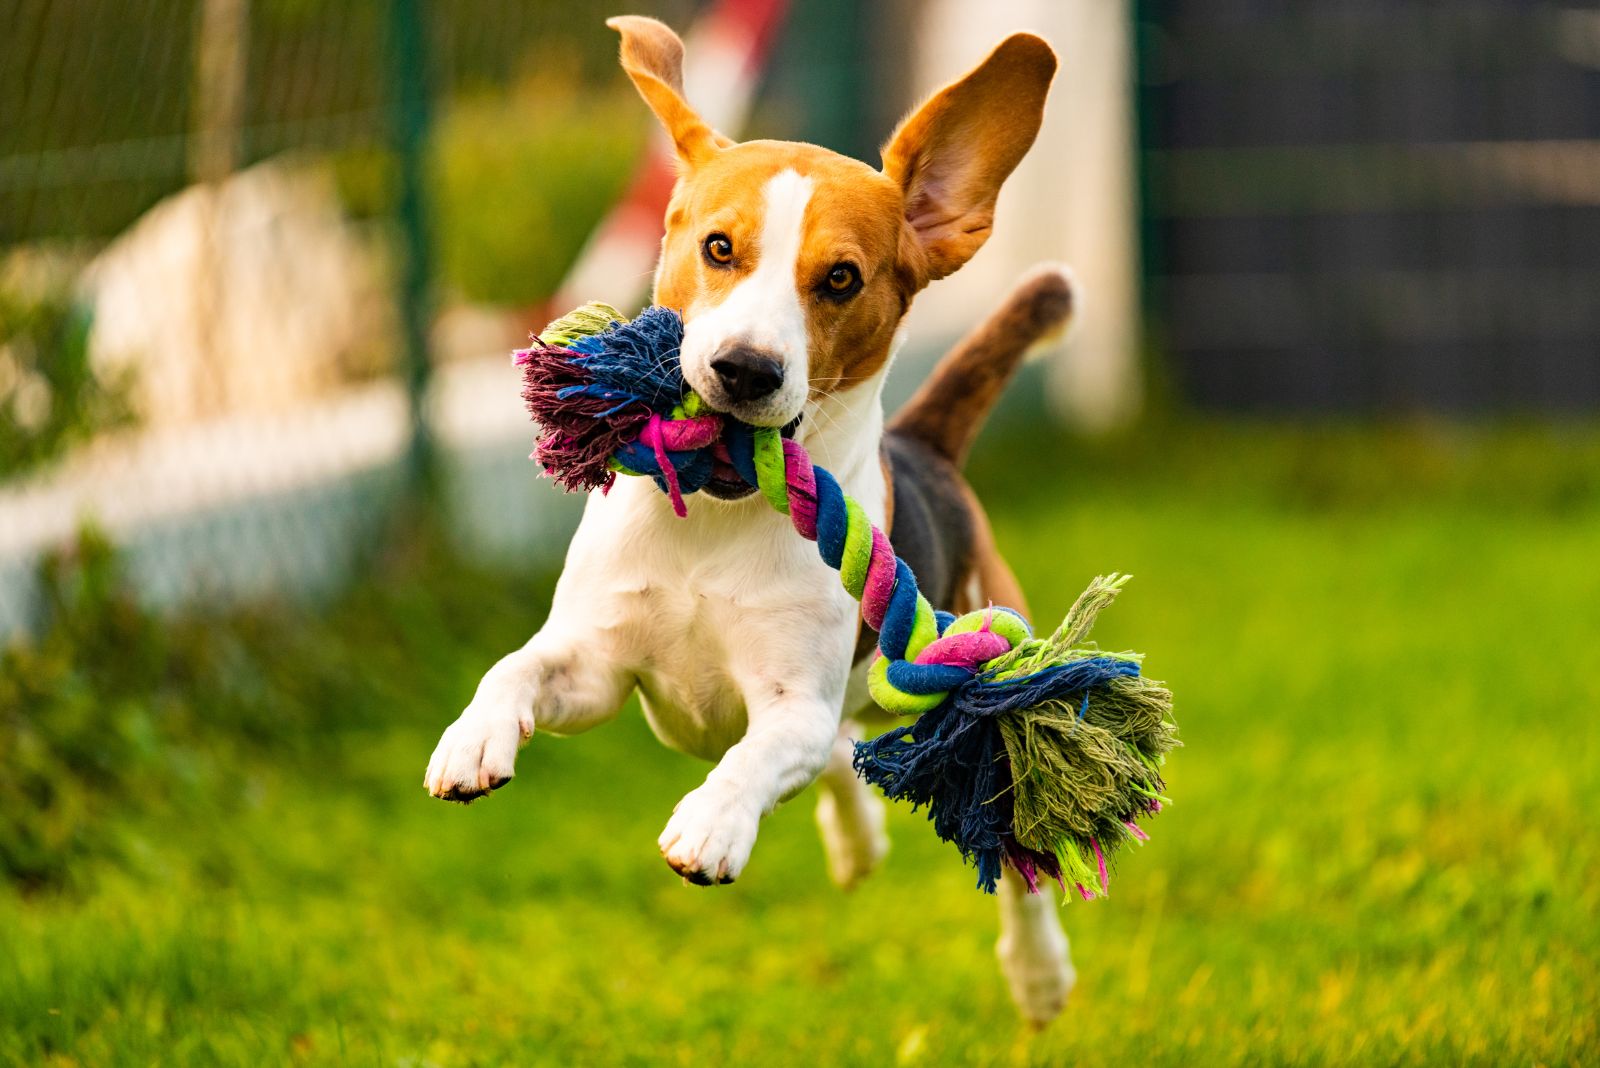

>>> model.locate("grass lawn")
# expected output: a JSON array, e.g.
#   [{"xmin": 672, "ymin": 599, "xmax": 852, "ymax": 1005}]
[{"xmin": 3, "ymin": 420, "xmax": 1599, "ymax": 1065}]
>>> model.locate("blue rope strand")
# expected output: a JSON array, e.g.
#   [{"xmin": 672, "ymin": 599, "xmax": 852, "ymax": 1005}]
[
  {"xmin": 724, "ymin": 421, "xmax": 757, "ymax": 484},
  {"xmin": 885, "ymin": 659, "xmax": 974, "ymax": 695},
  {"xmin": 813, "ymin": 468, "xmax": 848, "ymax": 570},
  {"xmin": 878, "ymin": 559, "xmax": 920, "ymax": 660}
]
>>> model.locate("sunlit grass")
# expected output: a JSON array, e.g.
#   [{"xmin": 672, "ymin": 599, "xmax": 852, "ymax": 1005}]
[{"xmin": 3, "ymin": 420, "xmax": 1598, "ymax": 1065}]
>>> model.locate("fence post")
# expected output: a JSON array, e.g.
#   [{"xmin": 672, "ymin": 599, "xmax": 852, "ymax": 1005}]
[
  {"xmin": 389, "ymin": 0, "xmax": 436, "ymax": 494},
  {"xmin": 191, "ymin": 0, "xmax": 248, "ymax": 185},
  {"xmin": 1131, "ymin": 0, "xmax": 1162, "ymax": 364}
]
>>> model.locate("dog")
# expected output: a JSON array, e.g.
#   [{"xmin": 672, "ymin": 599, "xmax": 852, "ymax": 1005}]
[{"xmin": 426, "ymin": 15, "xmax": 1077, "ymax": 1025}]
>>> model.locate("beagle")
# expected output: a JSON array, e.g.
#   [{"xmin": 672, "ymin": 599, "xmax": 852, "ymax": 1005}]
[{"xmin": 426, "ymin": 15, "xmax": 1077, "ymax": 1025}]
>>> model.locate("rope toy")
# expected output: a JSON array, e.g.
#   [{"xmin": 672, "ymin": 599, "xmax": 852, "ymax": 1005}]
[{"xmin": 518, "ymin": 302, "xmax": 1179, "ymax": 896}]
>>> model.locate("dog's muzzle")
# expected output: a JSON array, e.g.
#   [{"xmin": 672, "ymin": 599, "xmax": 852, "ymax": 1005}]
[{"xmin": 709, "ymin": 343, "xmax": 785, "ymax": 404}]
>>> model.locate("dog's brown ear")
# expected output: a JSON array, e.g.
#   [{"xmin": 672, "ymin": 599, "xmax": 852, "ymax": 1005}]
[
  {"xmin": 607, "ymin": 15, "xmax": 728, "ymax": 169},
  {"xmin": 882, "ymin": 33, "xmax": 1056, "ymax": 281}
]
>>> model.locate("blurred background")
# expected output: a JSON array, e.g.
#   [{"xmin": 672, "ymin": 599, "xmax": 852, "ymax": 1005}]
[{"xmin": 3, "ymin": 1, "xmax": 1597, "ymax": 1064}]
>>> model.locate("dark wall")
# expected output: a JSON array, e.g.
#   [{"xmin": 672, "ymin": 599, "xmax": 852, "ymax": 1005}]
[{"xmin": 1140, "ymin": 1, "xmax": 1600, "ymax": 415}]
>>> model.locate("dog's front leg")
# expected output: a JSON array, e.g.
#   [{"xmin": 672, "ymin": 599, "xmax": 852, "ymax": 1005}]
[
  {"xmin": 658, "ymin": 685, "xmax": 841, "ymax": 885},
  {"xmin": 425, "ymin": 622, "xmax": 631, "ymax": 802}
]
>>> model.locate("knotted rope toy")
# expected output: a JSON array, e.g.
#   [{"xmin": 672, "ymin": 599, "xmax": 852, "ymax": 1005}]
[{"xmin": 519, "ymin": 302, "xmax": 1178, "ymax": 896}]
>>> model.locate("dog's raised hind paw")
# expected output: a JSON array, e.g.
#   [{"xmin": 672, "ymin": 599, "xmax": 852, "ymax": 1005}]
[
  {"xmin": 815, "ymin": 788, "xmax": 889, "ymax": 889},
  {"xmin": 998, "ymin": 928, "xmax": 1076, "ymax": 1029}
]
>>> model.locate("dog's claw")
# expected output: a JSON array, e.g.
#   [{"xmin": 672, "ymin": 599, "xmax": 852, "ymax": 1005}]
[{"xmin": 430, "ymin": 773, "xmax": 513, "ymax": 805}]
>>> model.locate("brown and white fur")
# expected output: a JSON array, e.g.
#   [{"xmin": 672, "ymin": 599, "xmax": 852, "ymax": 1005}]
[{"xmin": 425, "ymin": 16, "xmax": 1076, "ymax": 1025}]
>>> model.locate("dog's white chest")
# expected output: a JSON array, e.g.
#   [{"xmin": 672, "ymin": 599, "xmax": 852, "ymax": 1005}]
[
  {"xmin": 554, "ymin": 477, "xmax": 866, "ymax": 760},
  {"xmin": 626, "ymin": 558, "xmax": 770, "ymax": 760}
]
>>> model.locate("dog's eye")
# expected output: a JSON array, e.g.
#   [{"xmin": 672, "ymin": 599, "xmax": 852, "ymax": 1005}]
[
  {"xmin": 703, "ymin": 233, "xmax": 734, "ymax": 266},
  {"xmin": 823, "ymin": 264, "xmax": 860, "ymax": 298}
]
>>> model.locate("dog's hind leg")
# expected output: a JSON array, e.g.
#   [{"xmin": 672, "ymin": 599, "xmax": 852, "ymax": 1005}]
[
  {"xmin": 815, "ymin": 721, "xmax": 889, "ymax": 888},
  {"xmin": 957, "ymin": 497, "xmax": 1076, "ymax": 1027},
  {"xmin": 997, "ymin": 868, "xmax": 1076, "ymax": 1027}
]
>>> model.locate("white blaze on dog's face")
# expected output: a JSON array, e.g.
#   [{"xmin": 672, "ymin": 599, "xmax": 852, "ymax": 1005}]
[
  {"xmin": 606, "ymin": 15, "xmax": 1056, "ymax": 432},
  {"xmin": 671, "ymin": 166, "xmax": 818, "ymax": 427}
]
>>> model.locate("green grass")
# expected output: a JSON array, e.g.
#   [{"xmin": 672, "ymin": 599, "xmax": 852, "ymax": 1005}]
[{"xmin": 4, "ymin": 421, "xmax": 1599, "ymax": 1065}]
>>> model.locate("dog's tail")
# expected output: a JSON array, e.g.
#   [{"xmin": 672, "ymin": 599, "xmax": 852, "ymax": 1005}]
[{"xmin": 887, "ymin": 263, "xmax": 1075, "ymax": 470}]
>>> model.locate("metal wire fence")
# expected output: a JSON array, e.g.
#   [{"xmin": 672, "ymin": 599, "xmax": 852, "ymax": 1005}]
[{"xmin": 0, "ymin": 0, "xmax": 698, "ymax": 636}]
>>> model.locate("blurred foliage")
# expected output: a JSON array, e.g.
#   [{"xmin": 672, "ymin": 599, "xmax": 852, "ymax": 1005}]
[
  {"xmin": 0, "ymin": 517, "xmax": 555, "ymax": 892},
  {"xmin": 334, "ymin": 67, "xmax": 652, "ymax": 310},
  {"xmin": 0, "ymin": 266, "xmax": 133, "ymax": 477},
  {"xmin": 430, "ymin": 74, "xmax": 644, "ymax": 307},
  {"xmin": 0, "ymin": 527, "xmax": 301, "ymax": 889},
  {"xmin": 1, "ymin": 529, "xmax": 165, "ymax": 888}
]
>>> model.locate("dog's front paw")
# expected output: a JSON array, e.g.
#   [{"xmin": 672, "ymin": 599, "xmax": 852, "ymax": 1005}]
[
  {"xmin": 658, "ymin": 783, "xmax": 759, "ymax": 885},
  {"xmin": 424, "ymin": 701, "xmax": 531, "ymax": 803}
]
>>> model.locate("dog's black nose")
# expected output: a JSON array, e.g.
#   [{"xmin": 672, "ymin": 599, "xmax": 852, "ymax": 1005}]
[{"xmin": 710, "ymin": 344, "xmax": 785, "ymax": 403}]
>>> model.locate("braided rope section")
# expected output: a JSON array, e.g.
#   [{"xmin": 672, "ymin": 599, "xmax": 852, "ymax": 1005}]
[{"xmin": 517, "ymin": 303, "xmax": 1178, "ymax": 896}]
